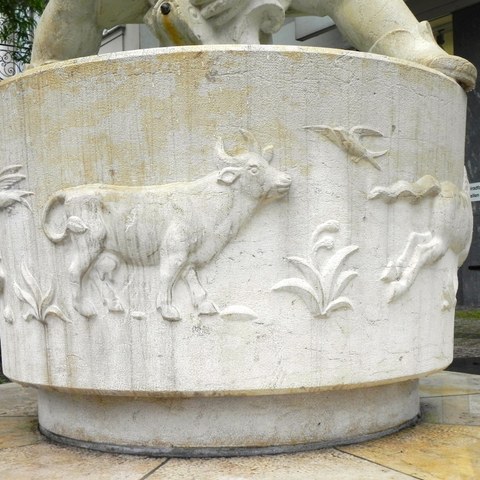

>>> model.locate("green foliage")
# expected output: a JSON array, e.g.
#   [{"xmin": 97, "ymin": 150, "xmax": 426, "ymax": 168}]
[
  {"xmin": 0, "ymin": 0, "xmax": 48, "ymax": 63},
  {"xmin": 455, "ymin": 309, "xmax": 480, "ymax": 320}
]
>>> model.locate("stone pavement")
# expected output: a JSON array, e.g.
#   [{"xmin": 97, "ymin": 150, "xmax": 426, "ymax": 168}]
[{"xmin": 0, "ymin": 371, "xmax": 479, "ymax": 479}]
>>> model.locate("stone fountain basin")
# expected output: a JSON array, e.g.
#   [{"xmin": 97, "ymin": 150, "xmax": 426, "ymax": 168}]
[{"xmin": 0, "ymin": 46, "xmax": 469, "ymax": 455}]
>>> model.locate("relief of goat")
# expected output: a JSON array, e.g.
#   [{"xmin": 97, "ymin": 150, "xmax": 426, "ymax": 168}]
[
  {"xmin": 42, "ymin": 130, "xmax": 292, "ymax": 320},
  {"xmin": 369, "ymin": 169, "xmax": 472, "ymax": 301}
]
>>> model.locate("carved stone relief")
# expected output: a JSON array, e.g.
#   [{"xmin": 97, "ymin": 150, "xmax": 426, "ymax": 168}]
[
  {"xmin": 304, "ymin": 126, "xmax": 388, "ymax": 170},
  {"xmin": 0, "ymin": 165, "xmax": 33, "ymax": 211},
  {"xmin": 0, "ymin": 165, "xmax": 33, "ymax": 325},
  {"xmin": 13, "ymin": 263, "xmax": 70, "ymax": 325},
  {"xmin": 369, "ymin": 170, "xmax": 472, "ymax": 302},
  {"xmin": 442, "ymin": 276, "xmax": 458, "ymax": 312},
  {"xmin": 42, "ymin": 130, "xmax": 292, "ymax": 321},
  {"xmin": 219, "ymin": 305, "xmax": 258, "ymax": 322},
  {"xmin": 272, "ymin": 220, "xmax": 359, "ymax": 318}
]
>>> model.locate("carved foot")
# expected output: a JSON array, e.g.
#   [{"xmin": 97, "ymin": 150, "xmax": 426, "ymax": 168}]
[
  {"xmin": 380, "ymin": 261, "xmax": 400, "ymax": 282},
  {"xmin": 198, "ymin": 300, "xmax": 219, "ymax": 316},
  {"xmin": 107, "ymin": 299, "xmax": 125, "ymax": 313},
  {"xmin": 369, "ymin": 22, "xmax": 477, "ymax": 91},
  {"xmin": 424, "ymin": 55, "xmax": 477, "ymax": 92},
  {"xmin": 74, "ymin": 301, "xmax": 97, "ymax": 319},
  {"xmin": 388, "ymin": 281, "xmax": 408, "ymax": 303},
  {"xmin": 158, "ymin": 304, "xmax": 181, "ymax": 322}
]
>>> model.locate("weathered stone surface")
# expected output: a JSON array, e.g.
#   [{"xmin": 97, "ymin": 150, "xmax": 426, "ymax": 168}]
[
  {"xmin": 0, "ymin": 46, "xmax": 470, "ymax": 450},
  {"xmin": 150, "ymin": 450, "xmax": 415, "ymax": 479},
  {"xmin": 0, "ymin": 417, "xmax": 41, "ymax": 449},
  {"xmin": 420, "ymin": 371, "xmax": 480, "ymax": 397},
  {"xmin": 0, "ymin": 383, "xmax": 37, "ymax": 417},
  {"xmin": 340, "ymin": 423, "xmax": 480, "ymax": 480},
  {"xmin": 0, "ymin": 443, "xmax": 164, "ymax": 480}
]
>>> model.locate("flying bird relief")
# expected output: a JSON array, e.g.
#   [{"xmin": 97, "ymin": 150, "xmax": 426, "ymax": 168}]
[{"xmin": 304, "ymin": 125, "xmax": 389, "ymax": 170}]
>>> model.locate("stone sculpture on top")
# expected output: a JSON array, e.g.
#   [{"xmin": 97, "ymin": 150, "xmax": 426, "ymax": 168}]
[{"xmin": 31, "ymin": 0, "xmax": 476, "ymax": 91}]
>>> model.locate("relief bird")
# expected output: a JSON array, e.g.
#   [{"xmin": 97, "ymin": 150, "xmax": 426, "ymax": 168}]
[
  {"xmin": 0, "ymin": 165, "xmax": 33, "ymax": 211},
  {"xmin": 304, "ymin": 125, "xmax": 389, "ymax": 170}
]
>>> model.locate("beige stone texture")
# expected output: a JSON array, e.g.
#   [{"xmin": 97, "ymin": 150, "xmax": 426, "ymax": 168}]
[
  {"xmin": 0, "ymin": 443, "xmax": 164, "ymax": 480},
  {"xmin": 421, "ymin": 394, "xmax": 480, "ymax": 426},
  {"xmin": 0, "ymin": 417, "xmax": 41, "ymax": 449},
  {"xmin": 420, "ymin": 371, "xmax": 480, "ymax": 397},
  {"xmin": 340, "ymin": 423, "xmax": 480, "ymax": 480},
  {"xmin": 0, "ymin": 384, "xmax": 37, "ymax": 417},
  {"xmin": 150, "ymin": 450, "xmax": 414, "ymax": 479}
]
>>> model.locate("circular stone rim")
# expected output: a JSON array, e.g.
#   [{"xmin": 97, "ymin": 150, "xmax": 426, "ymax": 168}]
[
  {"xmin": 39, "ymin": 416, "xmax": 419, "ymax": 458},
  {"xmin": 2, "ymin": 44, "xmax": 461, "ymax": 91}
]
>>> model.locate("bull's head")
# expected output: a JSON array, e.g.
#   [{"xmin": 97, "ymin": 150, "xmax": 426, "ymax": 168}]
[{"xmin": 216, "ymin": 129, "xmax": 291, "ymax": 200}]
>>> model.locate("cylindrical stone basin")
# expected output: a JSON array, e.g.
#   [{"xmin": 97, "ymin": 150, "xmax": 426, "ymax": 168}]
[{"xmin": 0, "ymin": 46, "xmax": 471, "ymax": 456}]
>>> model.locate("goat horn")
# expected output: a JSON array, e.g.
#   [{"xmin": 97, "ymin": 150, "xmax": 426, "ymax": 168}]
[{"xmin": 240, "ymin": 129, "xmax": 261, "ymax": 154}]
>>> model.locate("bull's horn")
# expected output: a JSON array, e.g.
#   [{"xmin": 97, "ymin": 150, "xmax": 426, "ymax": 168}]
[
  {"xmin": 240, "ymin": 129, "xmax": 261, "ymax": 155},
  {"xmin": 216, "ymin": 137, "xmax": 236, "ymax": 165}
]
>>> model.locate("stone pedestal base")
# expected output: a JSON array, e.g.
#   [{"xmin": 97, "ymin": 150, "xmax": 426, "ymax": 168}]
[{"xmin": 38, "ymin": 381, "xmax": 419, "ymax": 457}]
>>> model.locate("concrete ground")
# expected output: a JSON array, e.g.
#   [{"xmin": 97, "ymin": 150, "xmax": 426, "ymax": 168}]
[{"xmin": 0, "ymin": 371, "xmax": 479, "ymax": 479}]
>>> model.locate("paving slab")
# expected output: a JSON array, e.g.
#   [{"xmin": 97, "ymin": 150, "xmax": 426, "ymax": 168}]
[
  {"xmin": 149, "ymin": 450, "xmax": 415, "ymax": 479},
  {"xmin": 422, "ymin": 393, "xmax": 480, "ymax": 425},
  {"xmin": 0, "ymin": 384, "xmax": 37, "ymax": 417},
  {"xmin": 0, "ymin": 443, "xmax": 165, "ymax": 480},
  {"xmin": 0, "ymin": 417, "xmax": 41, "ymax": 450},
  {"xmin": 419, "ymin": 371, "xmax": 480, "ymax": 397},
  {"xmin": 340, "ymin": 423, "xmax": 480, "ymax": 480}
]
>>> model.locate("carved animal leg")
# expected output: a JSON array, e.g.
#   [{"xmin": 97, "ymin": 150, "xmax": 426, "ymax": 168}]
[
  {"xmin": 157, "ymin": 253, "xmax": 188, "ymax": 322},
  {"xmin": 31, "ymin": 0, "xmax": 104, "ymax": 67},
  {"xmin": 315, "ymin": 0, "xmax": 476, "ymax": 90},
  {"xmin": 96, "ymin": 256, "xmax": 124, "ymax": 313},
  {"xmin": 381, "ymin": 232, "xmax": 432, "ymax": 282},
  {"xmin": 183, "ymin": 267, "xmax": 218, "ymax": 316},
  {"xmin": 390, "ymin": 237, "xmax": 446, "ymax": 301},
  {"xmin": 69, "ymin": 251, "xmax": 101, "ymax": 318}
]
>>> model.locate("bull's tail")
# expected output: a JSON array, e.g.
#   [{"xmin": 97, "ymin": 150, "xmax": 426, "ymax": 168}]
[{"xmin": 42, "ymin": 193, "xmax": 88, "ymax": 243}]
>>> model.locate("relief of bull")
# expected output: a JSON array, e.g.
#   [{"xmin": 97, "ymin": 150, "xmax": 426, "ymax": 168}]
[{"xmin": 42, "ymin": 131, "xmax": 292, "ymax": 321}]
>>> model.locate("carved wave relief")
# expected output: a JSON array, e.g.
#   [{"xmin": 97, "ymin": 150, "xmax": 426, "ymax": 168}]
[
  {"xmin": 272, "ymin": 221, "xmax": 359, "ymax": 318},
  {"xmin": 370, "ymin": 170, "xmax": 472, "ymax": 302},
  {"xmin": 13, "ymin": 263, "xmax": 70, "ymax": 325},
  {"xmin": 304, "ymin": 125, "xmax": 389, "ymax": 171},
  {"xmin": 41, "ymin": 130, "xmax": 292, "ymax": 321}
]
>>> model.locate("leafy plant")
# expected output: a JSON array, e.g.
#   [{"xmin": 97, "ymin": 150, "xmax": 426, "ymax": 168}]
[
  {"xmin": 272, "ymin": 221, "xmax": 359, "ymax": 318},
  {"xmin": 0, "ymin": 0, "xmax": 48, "ymax": 64},
  {"xmin": 13, "ymin": 262, "xmax": 69, "ymax": 324},
  {"xmin": 0, "ymin": 165, "xmax": 33, "ymax": 211}
]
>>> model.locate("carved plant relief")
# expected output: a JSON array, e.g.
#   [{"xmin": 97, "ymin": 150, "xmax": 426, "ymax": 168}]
[
  {"xmin": 304, "ymin": 126, "xmax": 388, "ymax": 170},
  {"xmin": 13, "ymin": 263, "xmax": 70, "ymax": 325},
  {"xmin": 370, "ymin": 170, "xmax": 472, "ymax": 302},
  {"xmin": 42, "ymin": 130, "xmax": 292, "ymax": 321},
  {"xmin": 272, "ymin": 221, "xmax": 359, "ymax": 318},
  {"xmin": 0, "ymin": 257, "xmax": 12, "ymax": 324},
  {"xmin": 0, "ymin": 165, "xmax": 33, "ymax": 211}
]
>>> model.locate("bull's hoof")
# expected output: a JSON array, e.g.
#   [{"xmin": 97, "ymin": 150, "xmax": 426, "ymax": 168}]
[
  {"xmin": 107, "ymin": 299, "xmax": 125, "ymax": 313},
  {"xmin": 74, "ymin": 301, "xmax": 97, "ymax": 319},
  {"xmin": 198, "ymin": 301, "xmax": 219, "ymax": 316},
  {"xmin": 158, "ymin": 304, "xmax": 181, "ymax": 322}
]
